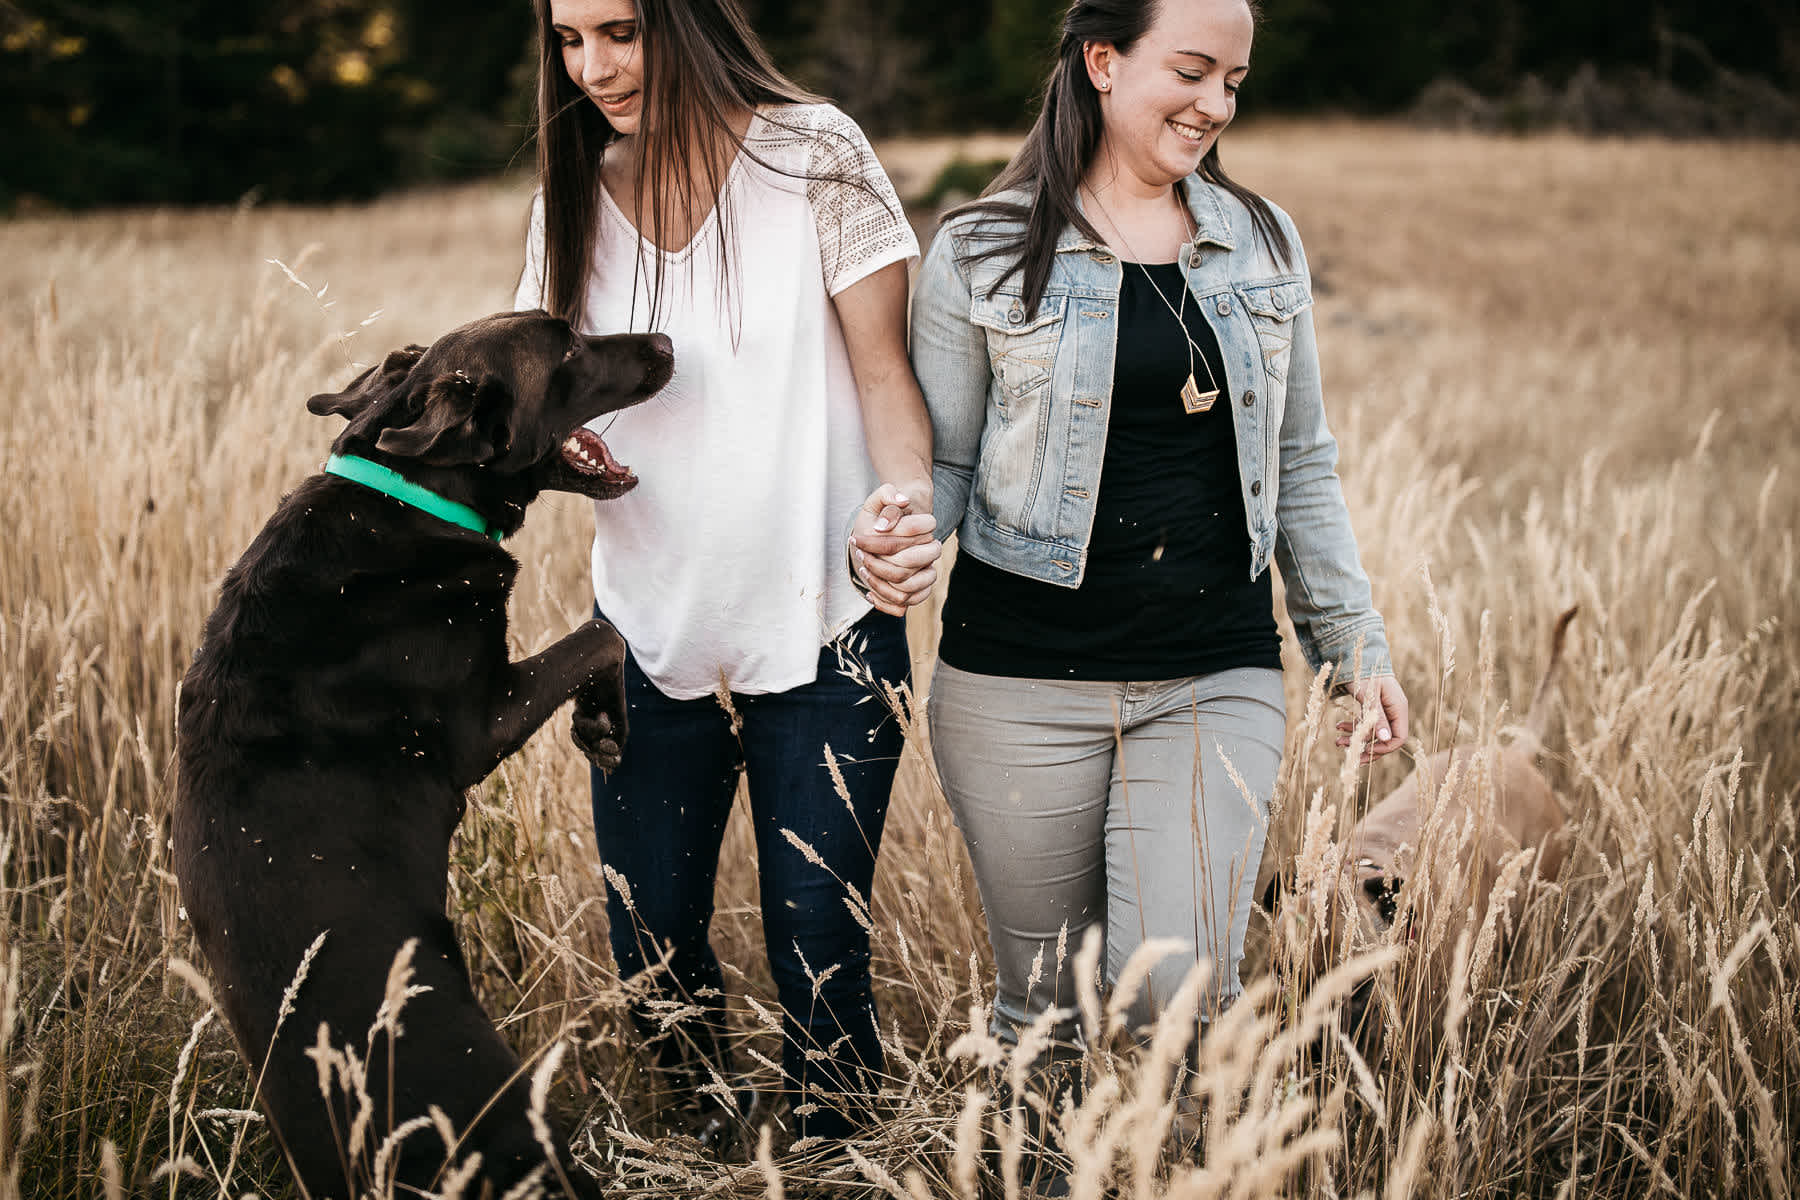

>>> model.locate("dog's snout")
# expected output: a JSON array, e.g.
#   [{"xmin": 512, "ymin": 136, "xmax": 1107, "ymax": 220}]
[
  {"xmin": 636, "ymin": 333, "xmax": 675, "ymax": 394},
  {"xmin": 576, "ymin": 331, "xmax": 673, "ymax": 379}
]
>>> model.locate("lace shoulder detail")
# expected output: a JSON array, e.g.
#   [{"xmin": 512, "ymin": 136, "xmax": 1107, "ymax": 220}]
[{"xmin": 759, "ymin": 104, "xmax": 917, "ymax": 296}]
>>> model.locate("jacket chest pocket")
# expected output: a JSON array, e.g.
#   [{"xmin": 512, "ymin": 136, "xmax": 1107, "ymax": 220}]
[
  {"xmin": 1241, "ymin": 280, "xmax": 1312, "ymax": 386},
  {"xmin": 970, "ymin": 293, "xmax": 1067, "ymax": 413}
]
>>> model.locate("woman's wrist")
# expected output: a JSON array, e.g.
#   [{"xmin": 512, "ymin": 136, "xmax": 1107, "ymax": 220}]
[{"xmin": 888, "ymin": 475, "xmax": 933, "ymax": 514}]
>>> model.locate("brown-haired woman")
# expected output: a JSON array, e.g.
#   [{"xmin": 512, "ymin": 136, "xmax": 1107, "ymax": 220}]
[
  {"xmin": 516, "ymin": 0, "xmax": 942, "ymax": 1148},
  {"xmin": 872, "ymin": 0, "xmax": 1410, "ymax": 1176}
]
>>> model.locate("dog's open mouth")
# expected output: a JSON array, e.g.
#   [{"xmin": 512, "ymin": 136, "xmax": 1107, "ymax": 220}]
[{"xmin": 561, "ymin": 428, "xmax": 635, "ymax": 487}]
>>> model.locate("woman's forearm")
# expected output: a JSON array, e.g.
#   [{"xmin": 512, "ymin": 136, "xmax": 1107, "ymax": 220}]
[
  {"xmin": 860, "ymin": 369, "xmax": 935, "ymax": 511},
  {"xmin": 836, "ymin": 260, "xmax": 936, "ymax": 509}
]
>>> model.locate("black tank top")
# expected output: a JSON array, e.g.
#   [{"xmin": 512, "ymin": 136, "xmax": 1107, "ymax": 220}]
[{"xmin": 937, "ymin": 261, "xmax": 1281, "ymax": 680}]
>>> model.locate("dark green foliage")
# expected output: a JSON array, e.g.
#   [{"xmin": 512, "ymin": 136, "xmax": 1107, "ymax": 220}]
[
  {"xmin": 919, "ymin": 156, "xmax": 1011, "ymax": 208},
  {"xmin": 1252, "ymin": 0, "xmax": 1453, "ymax": 110},
  {"xmin": 1249, "ymin": 0, "xmax": 1797, "ymax": 113},
  {"xmin": 0, "ymin": 0, "xmax": 533, "ymax": 209},
  {"xmin": 0, "ymin": 0, "xmax": 1794, "ymax": 209},
  {"xmin": 984, "ymin": 0, "xmax": 1066, "ymax": 117}
]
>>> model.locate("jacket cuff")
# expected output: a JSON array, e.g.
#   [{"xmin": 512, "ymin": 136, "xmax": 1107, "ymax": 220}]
[{"xmin": 1304, "ymin": 620, "xmax": 1394, "ymax": 690}]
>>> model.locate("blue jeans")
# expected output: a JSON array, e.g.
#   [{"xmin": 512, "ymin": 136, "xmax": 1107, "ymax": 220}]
[{"xmin": 591, "ymin": 609, "xmax": 909, "ymax": 1139}]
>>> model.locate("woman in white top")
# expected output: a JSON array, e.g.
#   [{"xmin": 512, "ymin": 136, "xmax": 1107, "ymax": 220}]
[{"xmin": 516, "ymin": 0, "xmax": 941, "ymax": 1148}]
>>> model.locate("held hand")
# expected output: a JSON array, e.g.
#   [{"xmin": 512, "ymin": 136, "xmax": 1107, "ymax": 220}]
[
  {"xmin": 1335, "ymin": 674, "xmax": 1409, "ymax": 763},
  {"xmin": 853, "ymin": 483, "xmax": 935, "ymax": 551},
  {"xmin": 850, "ymin": 484, "xmax": 942, "ymax": 617}
]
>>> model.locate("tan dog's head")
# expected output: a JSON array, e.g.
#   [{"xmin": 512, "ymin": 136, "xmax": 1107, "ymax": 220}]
[
  {"xmin": 1271, "ymin": 742, "xmax": 1570, "ymax": 1050},
  {"xmin": 1281, "ymin": 745, "xmax": 1567, "ymax": 944}
]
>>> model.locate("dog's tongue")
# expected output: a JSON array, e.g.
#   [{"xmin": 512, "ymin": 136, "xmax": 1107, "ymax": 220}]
[{"xmin": 561, "ymin": 428, "xmax": 633, "ymax": 482}]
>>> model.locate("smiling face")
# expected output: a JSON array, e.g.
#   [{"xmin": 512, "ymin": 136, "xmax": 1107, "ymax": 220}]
[
  {"xmin": 550, "ymin": 0, "xmax": 645, "ymax": 135},
  {"xmin": 1087, "ymin": 0, "xmax": 1254, "ymax": 190}
]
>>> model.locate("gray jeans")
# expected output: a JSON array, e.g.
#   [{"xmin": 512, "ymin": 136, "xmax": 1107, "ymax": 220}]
[{"xmin": 927, "ymin": 662, "xmax": 1286, "ymax": 1049}]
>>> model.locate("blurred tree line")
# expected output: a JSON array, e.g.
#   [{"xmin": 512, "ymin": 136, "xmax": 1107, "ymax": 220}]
[
  {"xmin": 1, "ymin": 0, "xmax": 530, "ymax": 207},
  {"xmin": 2, "ymin": 0, "xmax": 1795, "ymax": 209}
]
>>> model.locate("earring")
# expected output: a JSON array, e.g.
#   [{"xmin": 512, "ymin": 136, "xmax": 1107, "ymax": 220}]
[{"xmin": 1098, "ymin": 80, "xmax": 1110, "ymax": 91}]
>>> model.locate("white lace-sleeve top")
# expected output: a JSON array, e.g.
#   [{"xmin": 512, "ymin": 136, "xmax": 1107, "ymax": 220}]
[{"xmin": 515, "ymin": 103, "xmax": 918, "ymax": 699}]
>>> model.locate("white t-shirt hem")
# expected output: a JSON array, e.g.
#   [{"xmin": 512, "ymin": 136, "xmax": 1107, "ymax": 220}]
[{"xmin": 611, "ymin": 598, "xmax": 879, "ymax": 702}]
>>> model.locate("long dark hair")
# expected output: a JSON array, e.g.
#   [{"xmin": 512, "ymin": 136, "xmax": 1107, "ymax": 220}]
[
  {"xmin": 530, "ymin": 0, "xmax": 825, "ymax": 328},
  {"xmin": 956, "ymin": 0, "xmax": 1292, "ymax": 317}
]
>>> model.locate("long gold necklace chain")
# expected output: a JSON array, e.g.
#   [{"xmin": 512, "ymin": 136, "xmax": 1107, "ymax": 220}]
[{"xmin": 1085, "ymin": 187, "xmax": 1221, "ymax": 414}]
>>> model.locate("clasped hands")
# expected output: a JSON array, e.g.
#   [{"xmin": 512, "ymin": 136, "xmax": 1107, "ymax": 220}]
[{"xmin": 850, "ymin": 483, "xmax": 942, "ymax": 617}]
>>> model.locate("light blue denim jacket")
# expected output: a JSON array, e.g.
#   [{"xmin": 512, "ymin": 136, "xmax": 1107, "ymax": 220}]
[{"xmin": 909, "ymin": 177, "xmax": 1391, "ymax": 684}]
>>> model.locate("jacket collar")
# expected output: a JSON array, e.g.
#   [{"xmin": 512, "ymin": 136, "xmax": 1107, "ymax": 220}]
[
  {"xmin": 1182, "ymin": 178, "xmax": 1237, "ymax": 251},
  {"xmin": 1054, "ymin": 174, "xmax": 1237, "ymax": 254}
]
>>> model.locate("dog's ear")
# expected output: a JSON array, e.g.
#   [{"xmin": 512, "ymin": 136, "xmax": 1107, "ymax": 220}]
[
  {"xmin": 306, "ymin": 346, "xmax": 427, "ymax": 421},
  {"xmin": 373, "ymin": 371, "xmax": 503, "ymax": 465}
]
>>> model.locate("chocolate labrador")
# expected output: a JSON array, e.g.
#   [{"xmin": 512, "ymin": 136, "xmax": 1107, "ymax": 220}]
[{"xmin": 174, "ymin": 310, "xmax": 672, "ymax": 1198}]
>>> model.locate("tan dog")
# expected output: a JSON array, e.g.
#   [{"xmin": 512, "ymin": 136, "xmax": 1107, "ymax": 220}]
[
  {"xmin": 1271, "ymin": 607, "xmax": 1579, "ymax": 998},
  {"xmin": 1351, "ymin": 606, "xmax": 1576, "ymax": 939}
]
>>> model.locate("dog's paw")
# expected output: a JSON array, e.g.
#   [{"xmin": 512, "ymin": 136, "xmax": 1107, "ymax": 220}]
[{"xmin": 571, "ymin": 704, "xmax": 625, "ymax": 772}]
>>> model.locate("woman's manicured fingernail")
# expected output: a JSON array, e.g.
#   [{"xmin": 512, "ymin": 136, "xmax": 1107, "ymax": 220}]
[
  {"xmin": 1379, "ymin": 728, "xmax": 1391, "ymax": 741},
  {"xmin": 874, "ymin": 518, "xmax": 890, "ymax": 531},
  {"xmin": 895, "ymin": 494, "xmax": 908, "ymax": 505}
]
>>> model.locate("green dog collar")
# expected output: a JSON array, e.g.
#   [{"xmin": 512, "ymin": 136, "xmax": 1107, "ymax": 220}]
[{"xmin": 324, "ymin": 454, "xmax": 503, "ymax": 542}]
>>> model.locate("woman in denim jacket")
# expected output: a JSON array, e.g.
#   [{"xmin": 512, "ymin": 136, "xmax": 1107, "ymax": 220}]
[{"xmin": 856, "ymin": 0, "xmax": 1409, "ymax": 1081}]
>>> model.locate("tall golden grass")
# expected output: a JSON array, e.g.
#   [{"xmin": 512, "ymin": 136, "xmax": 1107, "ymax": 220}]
[{"xmin": 1, "ymin": 122, "xmax": 1795, "ymax": 1197}]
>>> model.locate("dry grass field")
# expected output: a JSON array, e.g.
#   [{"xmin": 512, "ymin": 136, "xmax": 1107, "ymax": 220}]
[{"xmin": 2, "ymin": 121, "xmax": 1796, "ymax": 1198}]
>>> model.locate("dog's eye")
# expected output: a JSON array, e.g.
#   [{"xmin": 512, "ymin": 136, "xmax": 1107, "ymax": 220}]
[{"xmin": 563, "ymin": 341, "xmax": 582, "ymax": 362}]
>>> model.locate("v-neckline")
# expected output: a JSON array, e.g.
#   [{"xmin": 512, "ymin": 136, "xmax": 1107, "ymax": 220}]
[{"xmin": 599, "ymin": 110, "xmax": 760, "ymax": 262}]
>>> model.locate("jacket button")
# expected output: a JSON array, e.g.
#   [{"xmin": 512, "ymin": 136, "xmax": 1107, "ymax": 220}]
[
  {"xmin": 1242, "ymin": 390, "xmax": 1256, "ymax": 407},
  {"xmin": 1189, "ymin": 251, "xmax": 1203, "ymax": 268},
  {"xmin": 1250, "ymin": 480, "xmax": 1262, "ymax": 497},
  {"xmin": 1095, "ymin": 252, "xmax": 1114, "ymax": 264},
  {"xmin": 1008, "ymin": 306, "xmax": 1023, "ymax": 324},
  {"xmin": 1216, "ymin": 298, "xmax": 1233, "ymax": 317}
]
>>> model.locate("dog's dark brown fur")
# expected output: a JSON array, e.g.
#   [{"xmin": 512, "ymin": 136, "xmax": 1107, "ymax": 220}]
[{"xmin": 173, "ymin": 311, "xmax": 671, "ymax": 1198}]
